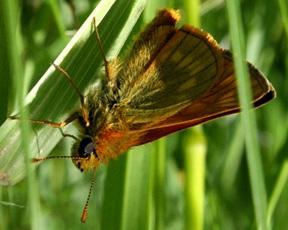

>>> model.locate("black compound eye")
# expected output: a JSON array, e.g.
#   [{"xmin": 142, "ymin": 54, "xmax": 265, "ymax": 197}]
[{"xmin": 78, "ymin": 137, "xmax": 95, "ymax": 158}]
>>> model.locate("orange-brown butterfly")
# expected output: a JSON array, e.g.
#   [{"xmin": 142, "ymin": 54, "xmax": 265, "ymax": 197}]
[{"xmin": 11, "ymin": 9, "xmax": 275, "ymax": 222}]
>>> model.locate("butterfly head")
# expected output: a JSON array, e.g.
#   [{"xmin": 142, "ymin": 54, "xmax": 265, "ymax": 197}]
[{"xmin": 72, "ymin": 137, "xmax": 100, "ymax": 172}]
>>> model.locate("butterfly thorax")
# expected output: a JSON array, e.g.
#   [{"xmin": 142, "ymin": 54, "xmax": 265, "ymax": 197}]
[{"xmin": 80, "ymin": 82, "xmax": 133, "ymax": 161}]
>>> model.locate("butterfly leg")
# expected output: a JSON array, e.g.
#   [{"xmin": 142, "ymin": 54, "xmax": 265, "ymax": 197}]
[
  {"xmin": 51, "ymin": 63, "xmax": 91, "ymax": 127},
  {"xmin": 58, "ymin": 127, "xmax": 79, "ymax": 141},
  {"xmin": 9, "ymin": 111, "xmax": 79, "ymax": 128}
]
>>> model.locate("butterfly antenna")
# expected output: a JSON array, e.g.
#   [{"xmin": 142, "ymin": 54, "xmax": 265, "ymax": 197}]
[
  {"xmin": 81, "ymin": 170, "xmax": 97, "ymax": 223},
  {"xmin": 32, "ymin": 155, "xmax": 82, "ymax": 163}
]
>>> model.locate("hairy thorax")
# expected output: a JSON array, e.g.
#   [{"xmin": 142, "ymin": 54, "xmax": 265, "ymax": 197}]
[{"xmin": 81, "ymin": 82, "xmax": 137, "ymax": 163}]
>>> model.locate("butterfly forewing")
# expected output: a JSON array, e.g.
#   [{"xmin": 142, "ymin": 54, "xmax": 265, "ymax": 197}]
[
  {"xmin": 100, "ymin": 9, "xmax": 274, "ymax": 152},
  {"xmin": 112, "ymin": 23, "xmax": 274, "ymax": 146},
  {"xmin": 118, "ymin": 26, "xmax": 224, "ymax": 127}
]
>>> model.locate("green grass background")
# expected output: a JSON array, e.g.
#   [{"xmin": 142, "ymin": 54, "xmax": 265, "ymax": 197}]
[{"xmin": 0, "ymin": 0, "xmax": 287, "ymax": 229}]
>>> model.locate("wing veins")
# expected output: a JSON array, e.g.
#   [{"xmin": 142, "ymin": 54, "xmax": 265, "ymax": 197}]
[{"xmin": 172, "ymin": 39, "xmax": 202, "ymax": 68}]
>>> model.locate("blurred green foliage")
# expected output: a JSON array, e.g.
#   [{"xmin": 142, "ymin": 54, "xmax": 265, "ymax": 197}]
[{"xmin": 0, "ymin": 0, "xmax": 287, "ymax": 229}]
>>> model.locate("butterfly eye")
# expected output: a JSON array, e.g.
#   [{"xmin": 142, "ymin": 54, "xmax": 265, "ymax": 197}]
[{"xmin": 79, "ymin": 137, "xmax": 95, "ymax": 158}]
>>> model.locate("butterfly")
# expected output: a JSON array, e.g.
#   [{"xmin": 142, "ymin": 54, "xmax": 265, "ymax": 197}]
[{"xmin": 11, "ymin": 8, "xmax": 275, "ymax": 222}]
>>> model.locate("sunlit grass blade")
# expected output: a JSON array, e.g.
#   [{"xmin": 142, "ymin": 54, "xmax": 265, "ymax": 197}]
[
  {"xmin": 225, "ymin": 0, "xmax": 269, "ymax": 229},
  {"xmin": 182, "ymin": 2, "xmax": 206, "ymax": 230},
  {"xmin": 183, "ymin": 0, "xmax": 200, "ymax": 26},
  {"xmin": 183, "ymin": 127, "xmax": 206, "ymax": 230}
]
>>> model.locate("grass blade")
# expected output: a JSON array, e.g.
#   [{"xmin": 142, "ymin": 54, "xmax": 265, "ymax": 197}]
[
  {"xmin": 267, "ymin": 160, "xmax": 288, "ymax": 226},
  {"xmin": 225, "ymin": 0, "xmax": 269, "ymax": 229},
  {"xmin": 184, "ymin": 127, "xmax": 206, "ymax": 230},
  {"xmin": 182, "ymin": 2, "xmax": 206, "ymax": 230},
  {"xmin": 0, "ymin": 0, "xmax": 40, "ymax": 228}
]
